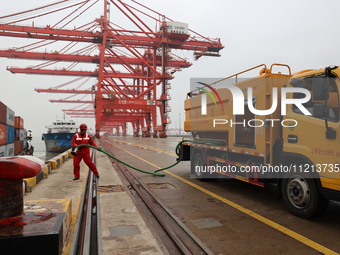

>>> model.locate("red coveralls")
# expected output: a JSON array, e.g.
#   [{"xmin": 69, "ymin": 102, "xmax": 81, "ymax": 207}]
[{"xmin": 71, "ymin": 132, "xmax": 99, "ymax": 178}]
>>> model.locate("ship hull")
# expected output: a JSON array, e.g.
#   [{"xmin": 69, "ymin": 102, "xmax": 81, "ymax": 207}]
[{"xmin": 42, "ymin": 132, "xmax": 75, "ymax": 153}]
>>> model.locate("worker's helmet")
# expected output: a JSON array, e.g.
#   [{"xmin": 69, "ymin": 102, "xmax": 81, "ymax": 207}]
[{"xmin": 79, "ymin": 123, "xmax": 87, "ymax": 130}]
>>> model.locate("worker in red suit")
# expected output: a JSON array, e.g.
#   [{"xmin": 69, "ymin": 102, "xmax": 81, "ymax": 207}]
[{"xmin": 71, "ymin": 123, "xmax": 100, "ymax": 180}]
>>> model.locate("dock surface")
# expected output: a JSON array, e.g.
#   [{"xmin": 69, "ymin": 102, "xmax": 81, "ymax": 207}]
[{"xmin": 24, "ymin": 136, "xmax": 340, "ymax": 255}]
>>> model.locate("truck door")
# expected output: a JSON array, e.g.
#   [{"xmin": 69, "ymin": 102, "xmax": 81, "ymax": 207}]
[{"xmin": 283, "ymin": 75, "xmax": 340, "ymax": 178}]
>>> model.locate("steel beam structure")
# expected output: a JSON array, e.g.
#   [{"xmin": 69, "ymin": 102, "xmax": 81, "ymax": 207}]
[{"xmin": 0, "ymin": 0, "xmax": 223, "ymax": 137}]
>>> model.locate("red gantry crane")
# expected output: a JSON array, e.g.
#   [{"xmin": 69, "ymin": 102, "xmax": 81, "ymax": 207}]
[{"xmin": 0, "ymin": 0, "xmax": 223, "ymax": 137}]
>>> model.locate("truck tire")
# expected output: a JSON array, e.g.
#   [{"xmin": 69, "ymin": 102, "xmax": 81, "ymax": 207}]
[
  {"xmin": 281, "ymin": 173, "xmax": 329, "ymax": 218},
  {"xmin": 191, "ymin": 152, "xmax": 209, "ymax": 181}
]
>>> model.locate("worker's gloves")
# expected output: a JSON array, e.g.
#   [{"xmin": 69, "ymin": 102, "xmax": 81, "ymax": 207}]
[{"xmin": 71, "ymin": 146, "xmax": 78, "ymax": 156}]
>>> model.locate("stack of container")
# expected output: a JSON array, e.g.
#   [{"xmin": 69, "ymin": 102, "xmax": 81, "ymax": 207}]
[
  {"xmin": 14, "ymin": 116, "xmax": 25, "ymax": 155},
  {"xmin": 0, "ymin": 101, "xmax": 27, "ymax": 157}
]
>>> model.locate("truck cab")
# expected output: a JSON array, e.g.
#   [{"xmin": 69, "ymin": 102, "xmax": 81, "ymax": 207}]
[{"xmin": 282, "ymin": 66, "xmax": 340, "ymax": 217}]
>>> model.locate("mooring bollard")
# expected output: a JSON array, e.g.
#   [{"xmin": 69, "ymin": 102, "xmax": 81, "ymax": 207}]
[{"xmin": 0, "ymin": 156, "xmax": 44, "ymax": 225}]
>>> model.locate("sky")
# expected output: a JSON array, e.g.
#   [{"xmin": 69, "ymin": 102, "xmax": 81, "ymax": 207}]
[{"xmin": 1, "ymin": 0, "xmax": 340, "ymax": 139}]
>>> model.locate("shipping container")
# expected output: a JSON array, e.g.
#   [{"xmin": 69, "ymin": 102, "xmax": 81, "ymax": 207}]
[
  {"xmin": 0, "ymin": 145, "xmax": 5, "ymax": 157},
  {"xmin": 23, "ymin": 138, "xmax": 27, "ymax": 149},
  {"xmin": 14, "ymin": 116, "xmax": 24, "ymax": 129},
  {"xmin": 0, "ymin": 124, "xmax": 6, "ymax": 146},
  {"xmin": 5, "ymin": 143, "xmax": 14, "ymax": 156},
  {"xmin": 6, "ymin": 125, "xmax": 15, "ymax": 144},
  {"xmin": 0, "ymin": 102, "xmax": 6, "ymax": 125},
  {"xmin": 15, "ymin": 129, "xmax": 20, "ymax": 141},
  {"xmin": 14, "ymin": 129, "xmax": 25, "ymax": 141},
  {"xmin": 20, "ymin": 129, "xmax": 26, "ymax": 141},
  {"xmin": 6, "ymin": 107, "xmax": 15, "ymax": 127},
  {"xmin": 14, "ymin": 140, "xmax": 24, "ymax": 155}
]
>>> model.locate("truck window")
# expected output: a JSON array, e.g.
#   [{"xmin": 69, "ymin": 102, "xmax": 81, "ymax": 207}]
[{"xmin": 292, "ymin": 77, "xmax": 339, "ymax": 123}]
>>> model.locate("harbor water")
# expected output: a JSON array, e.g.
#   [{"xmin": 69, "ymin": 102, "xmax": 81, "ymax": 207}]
[{"xmin": 31, "ymin": 139, "xmax": 64, "ymax": 162}]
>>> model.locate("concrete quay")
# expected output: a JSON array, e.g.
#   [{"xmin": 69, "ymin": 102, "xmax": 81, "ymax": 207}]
[{"xmin": 23, "ymin": 141, "xmax": 165, "ymax": 255}]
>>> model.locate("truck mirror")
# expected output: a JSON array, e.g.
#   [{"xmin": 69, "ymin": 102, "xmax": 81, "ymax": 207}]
[
  {"xmin": 290, "ymin": 78, "xmax": 308, "ymax": 88},
  {"xmin": 312, "ymin": 77, "xmax": 329, "ymax": 100},
  {"xmin": 313, "ymin": 103, "xmax": 330, "ymax": 118}
]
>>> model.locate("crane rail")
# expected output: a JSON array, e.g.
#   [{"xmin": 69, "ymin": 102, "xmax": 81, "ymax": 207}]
[
  {"xmin": 70, "ymin": 148, "xmax": 100, "ymax": 255},
  {"xmin": 100, "ymin": 139, "xmax": 213, "ymax": 255},
  {"xmin": 69, "ymin": 139, "xmax": 213, "ymax": 255}
]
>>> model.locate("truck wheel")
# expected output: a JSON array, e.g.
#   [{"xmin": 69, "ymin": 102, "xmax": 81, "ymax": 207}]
[
  {"xmin": 281, "ymin": 173, "xmax": 329, "ymax": 218},
  {"xmin": 191, "ymin": 152, "xmax": 208, "ymax": 181}
]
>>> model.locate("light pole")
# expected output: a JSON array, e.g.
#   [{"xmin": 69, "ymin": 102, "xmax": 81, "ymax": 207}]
[{"xmin": 175, "ymin": 121, "xmax": 177, "ymax": 137}]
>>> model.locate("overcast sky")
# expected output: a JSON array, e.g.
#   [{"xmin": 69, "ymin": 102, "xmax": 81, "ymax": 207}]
[{"xmin": 1, "ymin": 0, "xmax": 340, "ymax": 140}]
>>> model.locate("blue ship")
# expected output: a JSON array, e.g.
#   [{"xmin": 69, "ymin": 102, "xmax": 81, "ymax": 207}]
[{"xmin": 42, "ymin": 119, "xmax": 77, "ymax": 153}]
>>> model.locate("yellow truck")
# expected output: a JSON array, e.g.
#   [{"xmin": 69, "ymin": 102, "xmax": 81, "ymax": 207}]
[{"xmin": 179, "ymin": 63, "xmax": 340, "ymax": 218}]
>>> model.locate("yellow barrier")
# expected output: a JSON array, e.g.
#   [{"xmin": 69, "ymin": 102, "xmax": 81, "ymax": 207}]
[{"xmin": 24, "ymin": 150, "xmax": 71, "ymax": 193}]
